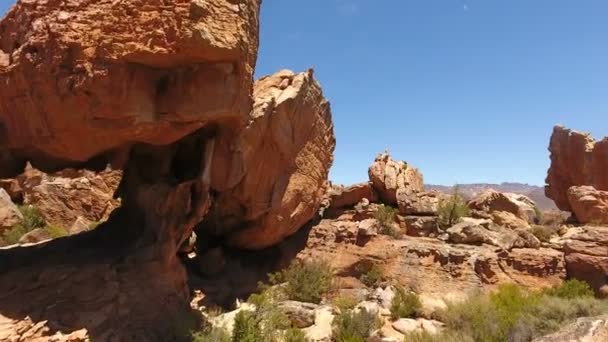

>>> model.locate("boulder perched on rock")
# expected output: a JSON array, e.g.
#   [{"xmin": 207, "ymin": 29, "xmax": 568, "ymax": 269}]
[
  {"xmin": 329, "ymin": 182, "xmax": 377, "ymax": 209},
  {"xmin": 200, "ymin": 70, "xmax": 335, "ymax": 249},
  {"xmin": 368, "ymin": 152, "xmax": 423, "ymax": 207},
  {"xmin": 567, "ymin": 186, "xmax": 608, "ymax": 225},
  {"xmin": 398, "ymin": 191, "xmax": 443, "ymax": 216},
  {"xmin": 468, "ymin": 189, "xmax": 538, "ymax": 223},
  {"xmin": 545, "ymin": 126, "xmax": 608, "ymax": 212}
]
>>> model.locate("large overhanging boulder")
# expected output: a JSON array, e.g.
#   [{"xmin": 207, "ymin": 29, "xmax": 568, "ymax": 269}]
[
  {"xmin": 0, "ymin": 1, "xmax": 336, "ymax": 340},
  {"xmin": 545, "ymin": 126, "xmax": 608, "ymax": 212},
  {"xmin": 0, "ymin": 0, "xmax": 260, "ymax": 173}
]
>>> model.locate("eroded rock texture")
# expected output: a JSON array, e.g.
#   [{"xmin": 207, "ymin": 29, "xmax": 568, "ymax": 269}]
[
  {"xmin": 200, "ymin": 70, "xmax": 335, "ymax": 249},
  {"xmin": 545, "ymin": 126, "xmax": 608, "ymax": 212},
  {"xmin": 368, "ymin": 152, "xmax": 424, "ymax": 207},
  {"xmin": 0, "ymin": 0, "xmax": 336, "ymax": 340},
  {"xmin": 0, "ymin": 0, "xmax": 260, "ymax": 173}
]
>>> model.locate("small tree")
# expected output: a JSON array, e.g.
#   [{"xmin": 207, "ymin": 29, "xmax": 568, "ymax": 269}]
[
  {"xmin": 269, "ymin": 259, "xmax": 333, "ymax": 304},
  {"xmin": 375, "ymin": 205, "xmax": 400, "ymax": 238},
  {"xmin": 437, "ymin": 186, "xmax": 469, "ymax": 228},
  {"xmin": 332, "ymin": 308, "xmax": 380, "ymax": 342}
]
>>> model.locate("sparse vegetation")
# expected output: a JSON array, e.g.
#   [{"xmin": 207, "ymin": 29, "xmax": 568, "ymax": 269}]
[
  {"xmin": 532, "ymin": 205, "xmax": 543, "ymax": 224},
  {"xmin": 268, "ymin": 259, "xmax": 333, "ymax": 304},
  {"xmin": 531, "ymin": 225, "xmax": 555, "ymax": 242},
  {"xmin": 390, "ymin": 285, "xmax": 422, "ymax": 320},
  {"xmin": 437, "ymin": 186, "xmax": 469, "ymax": 228},
  {"xmin": 45, "ymin": 224, "xmax": 68, "ymax": 239},
  {"xmin": 333, "ymin": 294, "xmax": 359, "ymax": 311},
  {"xmin": 375, "ymin": 205, "xmax": 399, "ymax": 237},
  {"xmin": 543, "ymin": 279, "xmax": 594, "ymax": 299},
  {"xmin": 434, "ymin": 281, "xmax": 608, "ymax": 342},
  {"xmin": 3, "ymin": 205, "xmax": 47, "ymax": 244},
  {"xmin": 283, "ymin": 328, "xmax": 310, "ymax": 342},
  {"xmin": 359, "ymin": 264, "xmax": 384, "ymax": 288},
  {"xmin": 191, "ymin": 325, "xmax": 231, "ymax": 342},
  {"xmin": 332, "ymin": 308, "xmax": 381, "ymax": 342}
]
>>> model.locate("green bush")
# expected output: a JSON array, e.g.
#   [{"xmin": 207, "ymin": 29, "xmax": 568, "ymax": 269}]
[
  {"xmin": 544, "ymin": 279, "xmax": 594, "ymax": 299},
  {"xmin": 531, "ymin": 225, "xmax": 554, "ymax": 242},
  {"xmin": 191, "ymin": 326, "xmax": 231, "ymax": 342},
  {"xmin": 45, "ymin": 225, "xmax": 67, "ymax": 239},
  {"xmin": 390, "ymin": 286, "xmax": 422, "ymax": 320},
  {"xmin": 533, "ymin": 205, "xmax": 543, "ymax": 224},
  {"xmin": 437, "ymin": 186, "xmax": 469, "ymax": 228},
  {"xmin": 333, "ymin": 295, "xmax": 359, "ymax": 311},
  {"xmin": 402, "ymin": 330, "xmax": 474, "ymax": 342},
  {"xmin": 332, "ymin": 308, "xmax": 380, "ymax": 342},
  {"xmin": 3, "ymin": 205, "xmax": 47, "ymax": 244},
  {"xmin": 359, "ymin": 264, "xmax": 384, "ymax": 288},
  {"xmin": 232, "ymin": 310, "xmax": 260, "ymax": 342},
  {"xmin": 269, "ymin": 259, "xmax": 333, "ymax": 304},
  {"xmin": 435, "ymin": 282, "xmax": 608, "ymax": 342},
  {"xmin": 375, "ymin": 205, "xmax": 399, "ymax": 237},
  {"xmin": 283, "ymin": 328, "xmax": 309, "ymax": 342}
]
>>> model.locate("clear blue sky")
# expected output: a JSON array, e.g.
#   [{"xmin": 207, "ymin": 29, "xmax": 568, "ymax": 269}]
[{"xmin": 2, "ymin": 1, "xmax": 607, "ymax": 186}]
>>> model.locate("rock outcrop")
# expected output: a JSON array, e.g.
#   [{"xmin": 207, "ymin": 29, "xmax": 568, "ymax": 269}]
[
  {"xmin": 368, "ymin": 152, "xmax": 424, "ymax": 208},
  {"xmin": 0, "ymin": 189, "xmax": 22, "ymax": 234},
  {"xmin": 545, "ymin": 126, "xmax": 608, "ymax": 212},
  {"xmin": 0, "ymin": 0, "xmax": 260, "ymax": 173},
  {"xmin": 567, "ymin": 186, "xmax": 608, "ymax": 225},
  {"xmin": 199, "ymin": 70, "xmax": 335, "ymax": 249},
  {"xmin": 563, "ymin": 226, "xmax": 608, "ymax": 294},
  {"xmin": 534, "ymin": 315, "xmax": 608, "ymax": 342},
  {"xmin": 328, "ymin": 182, "xmax": 377, "ymax": 209},
  {"xmin": 0, "ymin": 1, "xmax": 336, "ymax": 340},
  {"xmin": 468, "ymin": 189, "xmax": 538, "ymax": 223}
]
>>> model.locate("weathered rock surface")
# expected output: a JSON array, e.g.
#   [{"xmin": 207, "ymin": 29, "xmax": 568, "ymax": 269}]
[
  {"xmin": 22, "ymin": 169, "xmax": 120, "ymax": 228},
  {"xmin": 0, "ymin": 0, "xmax": 261, "ymax": 173},
  {"xmin": 563, "ymin": 226, "xmax": 608, "ymax": 293},
  {"xmin": 545, "ymin": 126, "xmax": 608, "ymax": 212},
  {"xmin": 468, "ymin": 189, "xmax": 537, "ymax": 223},
  {"xmin": 0, "ymin": 188, "xmax": 22, "ymax": 234},
  {"xmin": 329, "ymin": 182, "xmax": 377, "ymax": 209},
  {"xmin": 567, "ymin": 186, "xmax": 608, "ymax": 225},
  {"xmin": 534, "ymin": 315, "xmax": 608, "ymax": 342},
  {"xmin": 199, "ymin": 70, "xmax": 335, "ymax": 249},
  {"xmin": 398, "ymin": 191, "xmax": 443, "ymax": 216},
  {"xmin": 368, "ymin": 153, "xmax": 423, "ymax": 207}
]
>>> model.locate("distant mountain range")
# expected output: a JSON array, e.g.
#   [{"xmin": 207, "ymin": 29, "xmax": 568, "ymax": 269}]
[{"xmin": 426, "ymin": 182, "xmax": 558, "ymax": 211}]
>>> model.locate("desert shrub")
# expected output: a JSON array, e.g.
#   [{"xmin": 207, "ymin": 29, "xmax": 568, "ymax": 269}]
[
  {"xmin": 45, "ymin": 225, "xmax": 67, "ymax": 239},
  {"xmin": 544, "ymin": 279, "xmax": 594, "ymax": 299},
  {"xmin": 359, "ymin": 264, "xmax": 384, "ymax": 288},
  {"xmin": 531, "ymin": 225, "xmax": 554, "ymax": 242},
  {"xmin": 390, "ymin": 285, "xmax": 422, "ymax": 320},
  {"xmin": 332, "ymin": 308, "xmax": 380, "ymax": 342},
  {"xmin": 191, "ymin": 326, "xmax": 231, "ymax": 342},
  {"xmin": 375, "ymin": 205, "xmax": 398, "ymax": 237},
  {"xmin": 269, "ymin": 259, "xmax": 333, "ymax": 304},
  {"xmin": 232, "ymin": 310, "xmax": 260, "ymax": 342},
  {"xmin": 333, "ymin": 295, "xmax": 359, "ymax": 311},
  {"xmin": 283, "ymin": 328, "xmax": 309, "ymax": 342},
  {"xmin": 3, "ymin": 205, "xmax": 47, "ymax": 244},
  {"xmin": 532, "ymin": 205, "xmax": 543, "ymax": 224},
  {"xmin": 435, "ymin": 282, "xmax": 608, "ymax": 342},
  {"xmin": 437, "ymin": 186, "xmax": 469, "ymax": 228}
]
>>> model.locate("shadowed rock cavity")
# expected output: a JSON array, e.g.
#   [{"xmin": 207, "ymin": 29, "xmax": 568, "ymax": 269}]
[{"xmin": 0, "ymin": 0, "xmax": 336, "ymax": 340}]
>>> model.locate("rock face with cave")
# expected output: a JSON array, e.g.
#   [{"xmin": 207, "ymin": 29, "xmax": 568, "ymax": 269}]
[{"xmin": 0, "ymin": 1, "xmax": 335, "ymax": 340}]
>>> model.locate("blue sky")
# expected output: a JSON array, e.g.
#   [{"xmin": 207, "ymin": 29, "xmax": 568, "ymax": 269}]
[{"xmin": 2, "ymin": 1, "xmax": 607, "ymax": 186}]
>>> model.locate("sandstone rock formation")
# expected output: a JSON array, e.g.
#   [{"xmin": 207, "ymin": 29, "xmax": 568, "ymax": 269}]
[
  {"xmin": 534, "ymin": 315, "xmax": 608, "ymax": 342},
  {"xmin": 328, "ymin": 182, "xmax": 377, "ymax": 209},
  {"xmin": 368, "ymin": 152, "xmax": 424, "ymax": 208},
  {"xmin": 0, "ymin": 0, "xmax": 260, "ymax": 173},
  {"xmin": 0, "ymin": 1, "xmax": 336, "ymax": 340},
  {"xmin": 563, "ymin": 226, "xmax": 608, "ymax": 294},
  {"xmin": 0, "ymin": 189, "xmax": 22, "ymax": 234},
  {"xmin": 567, "ymin": 186, "xmax": 608, "ymax": 225},
  {"xmin": 468, "ymin": 189, "xmax": 538, "ymax": 223},
  {"xmin": 545, "ymin": 126, "xmax": 608, "ymax": 212},
  {"xmin": 199, "ymin": 70, "xmax": 335, "ymax": 249}
]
